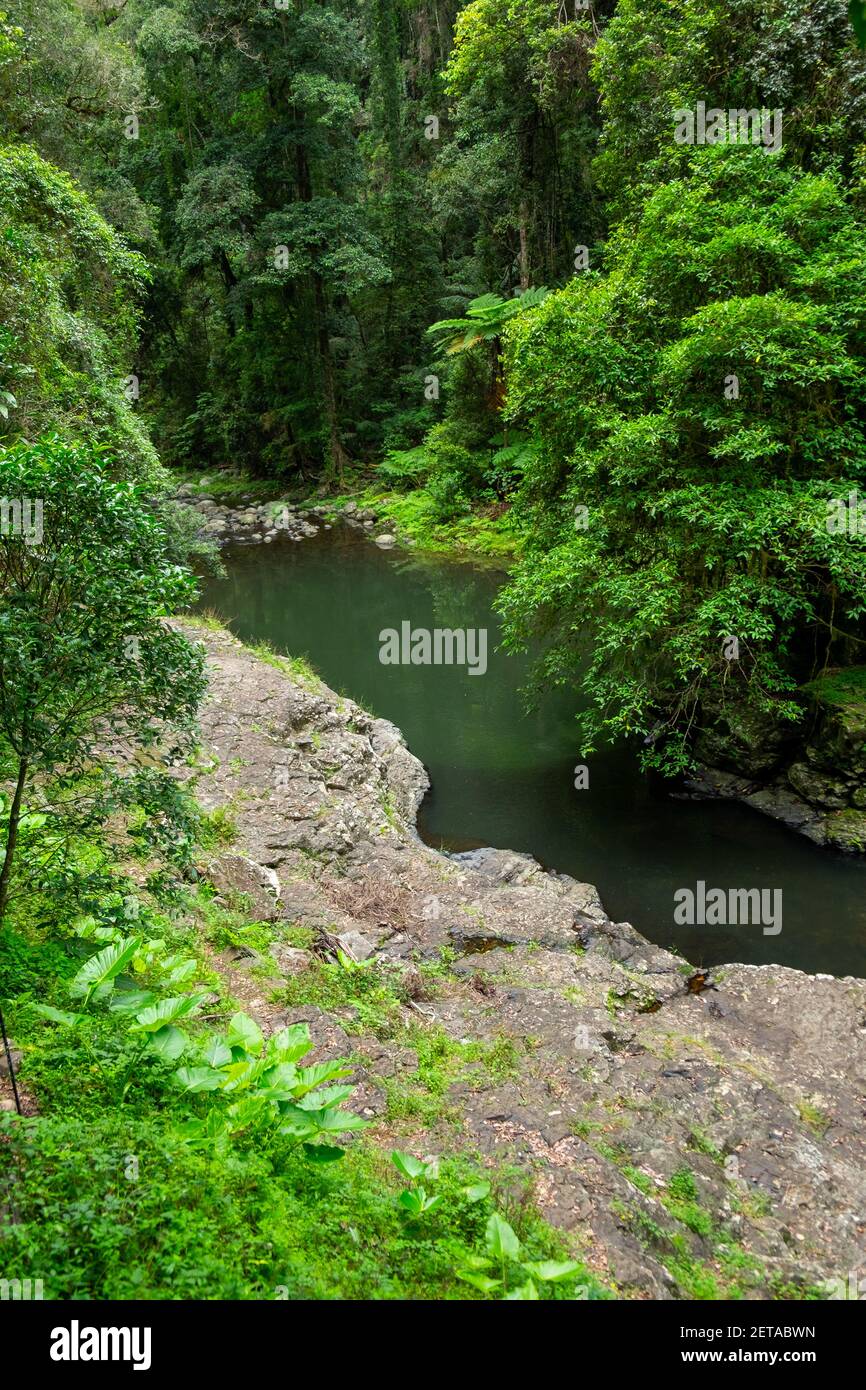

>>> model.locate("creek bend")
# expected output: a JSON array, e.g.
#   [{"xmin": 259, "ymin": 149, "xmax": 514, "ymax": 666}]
[{"xmin": 198, "ymin": 526, "xmax": 866, "ymax": 977}]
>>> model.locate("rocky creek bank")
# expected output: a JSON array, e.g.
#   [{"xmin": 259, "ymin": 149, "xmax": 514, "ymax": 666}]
[
  {"xmin": 177, "ymin": 620, "xmax": 866, "ymax": 1300},
  {"xmin": 688, "ymin": 670, "xmax": 866, "ymax": 853},
  {"xmin": 175, "ymin": 474, "xmax": 866, "ymax": 856},
  {"xmin": 176, "ymin": 477, "xmax": 399, "ymax": 550}
]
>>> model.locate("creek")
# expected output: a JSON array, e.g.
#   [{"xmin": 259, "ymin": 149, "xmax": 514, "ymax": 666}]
[{"xmin": 198, "ymin": 526, "xmax": 866, "ymax": 976}]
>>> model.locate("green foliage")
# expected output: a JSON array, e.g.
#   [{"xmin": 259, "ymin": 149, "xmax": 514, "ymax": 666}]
[
  {"xmin": 0, "ymin": 817, "xmax": 601, "ymax": 1300},
  {"xmin": 3, "ymin": 0, "xmax": 866, "ymax": 1308},
  {"xmin": 0, "ymin": 434, "xmax": 203, "ymax": 768},
  {"xmin": 455, "ymin": 1210, "xmax": 588, "ymax": 1300},
  {"xmin": 592, "ymin": 0, "xmax": 866, "ymax": 222},
  {"xmin": 663, "ymin": 1167, "xmax": 714, "ymax": 1237},
  {"xmin": 386, "ymin": 1150, "xmax": 604, "ymax": 1299},
  {"xmin": 377, "ymin": 445, "xmax": 430, "ymax": 489},
  {"xmin": 195, "ymin": 804, "xmax": 239, "ymax": 851},
  {"xmin": 175, "ymin": 1011, "xmax": 367, "ymax": 1159},
  {"xmin": 500, "ymin": 153, "xmax": 866, "ymax": 770},
  {"xmin": 427, "ymin": 289, "xmax": 549, "ymax": 356},
  {"xmin": 0, "ymin": 926, "xmax": 68, "ymax": 998},
  {"xmin": 0, "ymin": 0, "xmax": 601, "ymax": 479},
  {"xmin": 392, "ymin": 1150, "xmax": 444, "ymax": 1217},
  {"xmin": 441, "ymin": 0, "xmax": 600, "ymax": 290},
  {"xmin": 0, "ymin": 435, "xmax": 206, "ymax": 924},
  {"xmin": 33, "ymin": 903, "xmax": 366, "ymax": 1157},
  {"xmin": 0, "ymin": 1106, "xmax": 598, "ymax": 1299},
  {"xmin": 0, "ymin": 143, "xmax": 159, "ymax": 479},
  {"xmin": 30, "ymin": 910, "xmax": 204, "ymax": 1104}
]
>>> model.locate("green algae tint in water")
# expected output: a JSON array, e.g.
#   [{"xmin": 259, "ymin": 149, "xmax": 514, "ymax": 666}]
[{"xmin": 198, "ymin": 527, "xmax": 866, "ymax": 977}]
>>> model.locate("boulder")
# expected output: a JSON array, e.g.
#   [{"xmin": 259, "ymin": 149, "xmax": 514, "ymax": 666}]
[
  {"xmin": 693, "ymin": 696, "xmax": 798, "ymax": 779},
  {"xmin": 206, "ymin": 853, "xmax": 282, "ymax": 919},
  {"xmin": 335, "ymin": 930, "xmax": 377, "ymax": 961},
  {"xmin": 0, "ymin": 1045, "xmax": 22, "ymax": 1077},
  {"xmin": 269, "ymin": 944, "xmax": 312, "ymax": 976},
  {"xmin": 823, "ymin": 809, "xmax": 866, "ymax": 852}
]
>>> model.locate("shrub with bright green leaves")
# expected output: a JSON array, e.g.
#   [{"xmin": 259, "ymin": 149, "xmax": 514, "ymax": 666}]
[
  {"xmin": 457, "ymin": 1211, "xmax": 586, "ymax": 1300},
  {"xmin": 0, "ymin": 1107, "xmax": 601, "ymax": 1299},
  {"xmin": 500, "ymin": 151, "xmax": 866, "ymax": 772},
  {"xmin": 389, "ymin": 1149, "xmax": 595, "ymax": 1300},
  {"xmin": 592, "ymin": 0, "xmax": 866, "ymax": 223},
  {"xmin": 392, "ymin": 1148, "xmax": 448, "ymax": 1217},
  {"xmin": 175, "ymin": 1011, "xmax": 367, "ymax": 1161},
  {"xmin": 427, "ymin": 289, "xmax": 549, "ymax": 358},
  {"xmin": 0, "ymin": 434, "xmax": 206, "ymax": 928},
  {"xmin": 34, "ymin": 922, "xmax": 204, "ymax": 1104},
  {"xmin": 33, "ymin": 915, "xmax": 366, "ymax": 1160}
]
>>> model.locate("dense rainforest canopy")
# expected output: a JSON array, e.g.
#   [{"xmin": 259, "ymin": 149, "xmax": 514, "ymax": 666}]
[{"xmin": 1, "ymin": 0, "xmax": 866, "ymax": 765}]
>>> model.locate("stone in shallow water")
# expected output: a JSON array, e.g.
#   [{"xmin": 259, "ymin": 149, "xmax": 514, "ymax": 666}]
[{"xmin": 823, "ymin": 808, "xmax": 866, "ymax": 852}]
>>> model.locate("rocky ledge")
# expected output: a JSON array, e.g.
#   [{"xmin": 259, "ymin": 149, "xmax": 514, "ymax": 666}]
[
  {"xmin": 177, "ymin": 622, "xmax": 866, "ymax": 1300},
  {"xmin": 687, "ymin": 670, "xmax": 866, "ymax": 853}
]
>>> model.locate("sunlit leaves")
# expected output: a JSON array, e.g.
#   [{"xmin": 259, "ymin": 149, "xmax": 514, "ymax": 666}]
[
  {"xmin": 33, "ymin": 1004, "xmax": 84, "ymax": 1027},
  {"xmin": 131, "ymin": 994, "xmax": 206, "ymax": 1033},
  {"xmin": 427, "ymin": 289, "xmax": 549, "ymax": 357},
  {"xmin": 225, "ymin": 1011, "xmax": 263, "ymax": 1054}
]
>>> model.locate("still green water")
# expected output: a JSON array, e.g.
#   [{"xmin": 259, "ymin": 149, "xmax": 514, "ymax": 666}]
[{"xmin": 199, "ymin": 527, "xmax": 866, "ymax": 976}]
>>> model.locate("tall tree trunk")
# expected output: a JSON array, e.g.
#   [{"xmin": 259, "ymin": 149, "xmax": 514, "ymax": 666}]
[
  {"xmin": 518, "ymin": 200, "xmax": 530, "ymax": 291},
  {"xmin": 315, "ymin": 274, "xmax": 349, "ymax": 486},
  {"xmin": 0, "ymin": 757, "xmax": 28, "ymax": 932},
  {"xmin": 296, "ymin": 142, "xmax": 349, "ymax": 484},
  {"xmin": 218, "ymin": 249, "xmax": 237, "ymax": 338}
]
